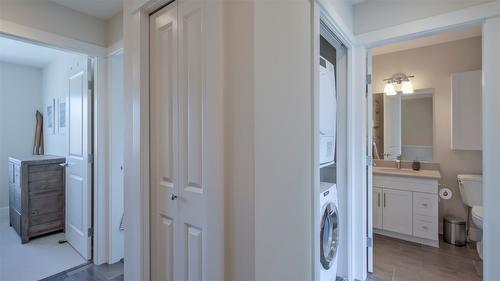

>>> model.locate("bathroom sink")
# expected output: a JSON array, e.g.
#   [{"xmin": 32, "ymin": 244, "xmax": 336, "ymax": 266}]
[
  {"xmin": 373, "ymin": 167, "xmax": 441, "ymax": 179},
  {"xmin": 378, "ymin": 168, "xmax": 419, "ymax": 173}
]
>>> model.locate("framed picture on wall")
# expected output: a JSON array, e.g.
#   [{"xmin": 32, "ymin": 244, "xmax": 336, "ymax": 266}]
[
  {"xmin": 46, "ymin": 99, "xmax": 55, "ymax": 135},
  {"xmin": 58, "ymin": 97, "xmax": 67, "ymax": 135}
]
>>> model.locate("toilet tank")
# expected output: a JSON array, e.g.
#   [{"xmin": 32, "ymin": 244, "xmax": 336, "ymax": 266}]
[{"xmin": 457, "ymin": 174, "xmax": 483, "ymax": 207}]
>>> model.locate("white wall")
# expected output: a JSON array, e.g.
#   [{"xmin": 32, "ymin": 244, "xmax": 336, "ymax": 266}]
[
  {"xmin": 254, "ymin": 1, "xmax": 312, "ymax": 280},
  {"xmin": 42, "ymin": 52, "xmax": 88, "ymax": 157},
  {"xmin": 373, "ymin": 36, "xmax": 482, "ymax": 229},
  {"xmin": 0, "ymin": 0, "xmax": 108, "ymax": 47},
  {"xmin": 107, "ymin": 11, "xmax": 123, "ymax": 47},
  {"xmin": 353, "ymin": 0, "xmax": 493, "ymax": 34},
  {"xmin": 0, "ymin": 62, "xmax": 43, "ymax": 208},
  {"xmin": 482, "ymin": 16, "xmax": 500, "ymax": 281}
]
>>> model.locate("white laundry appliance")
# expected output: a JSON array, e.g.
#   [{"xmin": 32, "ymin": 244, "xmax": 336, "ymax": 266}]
[
  {"xmin": 319, "ymin": 57, "xmax": 337, "ymax": 166},
  {"xmin": 319, "ymin": 182, "xmax": 339, "ymax": 281}
]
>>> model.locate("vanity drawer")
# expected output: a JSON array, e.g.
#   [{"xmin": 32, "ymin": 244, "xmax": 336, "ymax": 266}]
[
  {"xmin": 413, "ymin": 214, "xmax": 438, "ymax": 241},
  {"xmin": 413, "ymin": 192, "xmax": 438, "ymax": 217}
]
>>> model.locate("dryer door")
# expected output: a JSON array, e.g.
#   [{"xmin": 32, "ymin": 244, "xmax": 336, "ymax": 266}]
[{"xmin": 320, "ymin": 202, "xmax": 339, "ymax": 270}]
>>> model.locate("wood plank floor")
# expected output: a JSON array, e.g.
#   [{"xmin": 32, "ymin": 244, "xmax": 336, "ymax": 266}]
[
  {"xmin": 40, "ymin": 262, "xmax": 124, "ymax": 281},
  {"xmin": 368, "ymin": 234, "xmax": 482, "ymax": 281}
]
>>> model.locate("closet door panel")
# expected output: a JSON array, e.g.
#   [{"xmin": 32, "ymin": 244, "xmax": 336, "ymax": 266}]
[
  {"xmin": 179, "ymin": 1, "xmax": 206, "ymax": 280},
  {"xmin": 150, "ymin": 3, "xmax": 179, "ymax": 281}
]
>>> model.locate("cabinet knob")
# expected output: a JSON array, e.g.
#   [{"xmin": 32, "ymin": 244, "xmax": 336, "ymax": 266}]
[
  {"xmin": 422, "ymin": 203, "xmax": 428, "ymax": 207},
  {"xmin": 170, "ymin": 194, "xmax": 178, "ymax": 201}
]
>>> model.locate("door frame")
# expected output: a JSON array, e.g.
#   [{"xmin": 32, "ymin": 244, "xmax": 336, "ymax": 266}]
[
  {"xmin": 107, "ymin": 45, "xmax": 125, "ymax": 264},
  {"xmin": 356, "ymin": 2, "xmax": 500, "ymax": 279},
  {"xmin": 123, "ymin": 0, "xmax": 225, "ymax": 280},
  {"xmin": 312, "ymin": 2, "xmax": 365, "ymax": 281},
  {"xmin": 0, "ymin": 19, "xmax": 109, "ymax": 264}
]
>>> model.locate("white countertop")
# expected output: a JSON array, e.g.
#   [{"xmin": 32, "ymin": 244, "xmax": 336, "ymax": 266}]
[{"xmin": 373, "ymin": 166, "xmax": 441, "ymax": 179}]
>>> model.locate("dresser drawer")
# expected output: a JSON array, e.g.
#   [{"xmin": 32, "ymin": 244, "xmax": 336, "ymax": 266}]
[
  {"xmin": 28, "ymin": 167, "xmax": 64, "ymax": 193},
  {"xmin": 413, "ymin": 214, "xmax": 438, "ymax": 241},
  {"xmin": 30, "ymin": 211, "xmax": 64, "ymax": 226},
  {"xmin": 413, "ymin": 192, "xmax": 438, "ymax": 217},
  {"xmin": 29, "ymin": 193, "xmax": 64, "ymax": 216}
]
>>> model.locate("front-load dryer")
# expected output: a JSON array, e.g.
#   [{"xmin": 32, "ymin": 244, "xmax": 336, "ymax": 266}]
[{"xmin": 319, "ymin": 182, "xmax": 339, "ymax": 281}]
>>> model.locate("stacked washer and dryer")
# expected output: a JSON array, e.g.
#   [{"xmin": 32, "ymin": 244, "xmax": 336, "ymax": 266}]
[{"xmin": 319, "ymin": 55, "xmax": 339, "ymax": 281}]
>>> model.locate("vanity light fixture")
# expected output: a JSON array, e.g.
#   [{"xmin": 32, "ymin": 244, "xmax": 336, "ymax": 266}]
[{"xmin": 383, "ymin": 73, "xmax": 415, "ymax": 95}]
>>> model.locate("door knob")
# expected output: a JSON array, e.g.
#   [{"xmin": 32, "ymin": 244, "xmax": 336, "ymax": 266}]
[{"xmin": 170, "ymin": 194, "xmax": 178, "ymax": 201}]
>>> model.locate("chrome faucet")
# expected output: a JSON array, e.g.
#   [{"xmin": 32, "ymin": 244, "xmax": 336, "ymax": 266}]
[{"xmin": 395, "ymin": 154, "xmax": 402, "ymax": 169}]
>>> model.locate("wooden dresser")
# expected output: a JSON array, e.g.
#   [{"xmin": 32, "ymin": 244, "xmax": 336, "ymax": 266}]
[{"xmin": 8, "ymin": 155, "xmax": 66, "ymax": 243}]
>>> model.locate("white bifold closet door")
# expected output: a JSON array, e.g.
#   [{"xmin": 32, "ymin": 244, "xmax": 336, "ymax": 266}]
[{"xmin": 150, "ymin": 1, "xmax": 207, "ymax": 281}]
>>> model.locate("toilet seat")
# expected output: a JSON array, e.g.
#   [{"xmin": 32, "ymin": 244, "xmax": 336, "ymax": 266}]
[{"xmin": 472, "ymin": 206, "xmax": 483, "ymax": 225}]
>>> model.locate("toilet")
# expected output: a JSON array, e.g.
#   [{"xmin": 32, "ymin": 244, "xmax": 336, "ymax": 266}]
[
  {"xmin": 457, "ymin": 174, "xmax": 483, "ymax": 258},
  {"xmin": 471, "ymin": 205, "xmax": 483, "ymax": 258}
]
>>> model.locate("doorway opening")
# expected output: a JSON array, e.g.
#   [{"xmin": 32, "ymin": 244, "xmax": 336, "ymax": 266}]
[
  {"xmin": 0, "ymin": 35, "xmax": 99, "ymax": 281},
  {"xmin": 366, "ymin": 25, "xmax": 484, "ymax": 281}
]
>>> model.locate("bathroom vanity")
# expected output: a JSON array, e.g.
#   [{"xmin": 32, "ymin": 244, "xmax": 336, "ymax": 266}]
[{"xmin": 373, "ymin": 167, "xmax": 441, "ymax": 247}]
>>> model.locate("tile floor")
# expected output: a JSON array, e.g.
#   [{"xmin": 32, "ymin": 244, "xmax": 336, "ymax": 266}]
[
  {"xmin": 368, "ymin": 234, "xmax": 482, "ymax": 281},
  {"xmin": 41, "ymin": 262, "xmax": 124, "ymax": 281},
  {"xmin": 0, "ymin": 215, "xmax": 86, "ymax": 281}
]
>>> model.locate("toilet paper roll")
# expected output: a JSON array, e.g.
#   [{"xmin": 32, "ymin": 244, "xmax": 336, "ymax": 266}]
[{"xmin": 439, "ymin": 188, "xmax": 453, "ymax": 200}]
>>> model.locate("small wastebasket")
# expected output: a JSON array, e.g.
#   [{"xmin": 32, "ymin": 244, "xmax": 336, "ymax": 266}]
[{"xmin": 443, "ymin": 215, "xmax": 467, "ymax": 246}]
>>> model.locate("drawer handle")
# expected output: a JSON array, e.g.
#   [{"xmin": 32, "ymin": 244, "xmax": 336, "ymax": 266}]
[
  {"xmin": 422, "ymin": 226, "xmax": 428, "ymax": 230},
  {"xmin": 422, "ymin": 203, "xmax": 428, "ymax": 207}
]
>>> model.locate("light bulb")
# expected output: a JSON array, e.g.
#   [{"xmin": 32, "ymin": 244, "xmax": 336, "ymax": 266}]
[
  {"xmin": 384, "ymin": 82, "xmax": 397, "ymax": 96},
  {"xmin": 401, "ymin": 80, "xmax": 414, "ymax": 94}
]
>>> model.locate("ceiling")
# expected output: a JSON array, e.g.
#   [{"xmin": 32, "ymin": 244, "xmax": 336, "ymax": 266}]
[
  {"xmin": 49, "ymin": 0, "xmax": 123, "ymax": 20},
  {"xmin": 0, "ymin": 36, "xmax": 68, "ymax": 68},
  {"xmin": 372, "ymin": 25, "xmax": 482, "ymax": 56}
]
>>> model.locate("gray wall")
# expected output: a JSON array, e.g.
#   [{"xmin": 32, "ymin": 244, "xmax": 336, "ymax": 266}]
[
  {"xmin": 373, "ymin": 36, "xmax": 482, "ymax": 226},
  {"xmin": 0, "ymin": 62, "xmax": 43, "ymax": 210}
]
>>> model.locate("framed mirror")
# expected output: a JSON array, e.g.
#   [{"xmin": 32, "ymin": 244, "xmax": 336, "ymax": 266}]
[{"xmin": 373, "ymin": 88, "xmax": 434, "ymax": 162}]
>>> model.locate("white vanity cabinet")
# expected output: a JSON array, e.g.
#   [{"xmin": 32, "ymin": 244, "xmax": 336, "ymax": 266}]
[{"xmin": 373, "ymin": 173, "xmax": 439, "ymax": 247}]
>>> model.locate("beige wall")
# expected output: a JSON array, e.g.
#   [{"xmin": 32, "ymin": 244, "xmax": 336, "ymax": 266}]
[
  {"xmin": 224, "ymin": 1, "xmax": 255, "ymax": 280},
  {"xmin": 373, "ymin": 36, "xmax": 483, "ymax": 226}
]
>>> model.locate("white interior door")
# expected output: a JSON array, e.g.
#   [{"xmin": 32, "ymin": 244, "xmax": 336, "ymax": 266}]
[
  {"xmin": 366, "ymin": 49, "xmax": 374, "ymax": 273},
  {"xmin": 150, "ymin": 4, "xmax": 179, "ymax": 280},
  {"xmin": 150, "ymin": 1, "xmax": 209, "ymax": 279},
  {"xmin": 65, "ymin": 59, "xmax": 92, "ymax": 260},
  {"xmin": 177, "ymin": 1, "xmax": 207, "ymax": 280},
  {"xmin": 109, "ymin": 51, "xmax": 125, "ymax": 263}
]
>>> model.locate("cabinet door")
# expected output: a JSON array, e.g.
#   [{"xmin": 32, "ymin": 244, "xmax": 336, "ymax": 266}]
[
  {"xmin": 382, "ymin": 189, "xmax": 413, "ymax": 235},
  {"xmin": 373, "ymin": 187, "xmax": 383, "ymax": 229}
]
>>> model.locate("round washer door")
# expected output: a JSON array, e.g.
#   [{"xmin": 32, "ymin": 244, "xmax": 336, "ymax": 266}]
[{"xmin": 320, "ymin": 202, "xmax": 339, "ymax": 270}]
